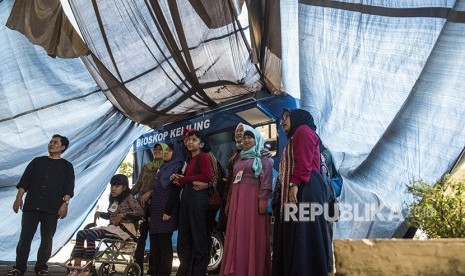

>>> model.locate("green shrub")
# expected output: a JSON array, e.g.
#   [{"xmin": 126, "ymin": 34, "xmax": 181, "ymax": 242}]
[
  {"xmin": 118, "ymin": 160, "xmax": 133, "ymax": 179},
  {"xmin": 406, "ymin": 174, "xmax": 465, "ymax": 238}
]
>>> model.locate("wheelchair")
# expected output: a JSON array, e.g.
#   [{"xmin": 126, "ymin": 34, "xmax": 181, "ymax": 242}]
[{"xmin": 58, "ymin": 222, "xmax": 141, "ymax": 276}]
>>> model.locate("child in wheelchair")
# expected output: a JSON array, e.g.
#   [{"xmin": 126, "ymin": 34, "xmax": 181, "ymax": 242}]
[{"xmin": 67, "ymin": 174, "xmax": 143, "ymax": 274}]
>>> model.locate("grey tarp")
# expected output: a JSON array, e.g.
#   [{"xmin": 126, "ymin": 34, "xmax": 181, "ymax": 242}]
[
  {"xmin": 282, "ymin": 0, "xmax": 465, "ymax": 238},
  {"xmin": 67, "ymin": 0, "xmax": 282, "ymax": 127},
  {"xmin": 0, "ymin": 0, "xmax": 148, "ymax": 261},
  {"xmin": 0, "ymin": 0, "xmax": 282, "ymax": 261}
]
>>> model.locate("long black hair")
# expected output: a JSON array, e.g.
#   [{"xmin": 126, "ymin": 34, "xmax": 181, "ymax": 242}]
[
  {"xmin": 109, "ymin": 174, "xmax": 131, "ymax": 204},
  {"xmin": 186, "ymin": 129, "xmax": 211, "ymax": 153}
]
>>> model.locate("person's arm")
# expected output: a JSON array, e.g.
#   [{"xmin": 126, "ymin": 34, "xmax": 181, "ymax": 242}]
[
  {"xmin": 63, "ymin": 162, "xmax": 75, "ymax": 198},
  {"xmin": 58, "ymin": 194, "xmax": 71, "ymax": 219},
  {"xmin": 99, "ymin": 212, "xmax": 110, "ymax": 220},
  {"xmin": 13, "ymin": 188, "xmax": 26, "ymax": 213},
  {"xmin": 139, "ymin": 190, "xmax": 152, "ymax": 208},
  {"xmin": 225, "ymin": 161, "xmax": 239, "ymax": 216},
  {"xmin": 58, "ymin": 162, "xmax": 75, "ymax": 219},
  {"xmin": 130, "ymin": 166, "xmax": 145, "ymax": 195},
  {"xmin": 290, "ymin": 126, "xmax": 317, "ymax": 186},
  {"xmin": 13, "ymin": 159, "xmax": 37, "ymax": 213},
  {"xmin": 164, "ymin": 184, "xmax": 182, "ymax": 216},
  {"xmin": 163, "ymin": 164, "xmax": 184, "ymax": 221},
  {"xmin": 112, "ymin": 195, "xmax": 144, "ymax": 226},
  {"xmin": 258, "ymin": 157, "xmax": 273, "ymax": 214},
  {"xmin": 192, "ymin": 154, "xmax": 214, "ymax": 190},
  {"xmin": 124, "ymin": 196, "xmax": 144, "ymax": 220}
]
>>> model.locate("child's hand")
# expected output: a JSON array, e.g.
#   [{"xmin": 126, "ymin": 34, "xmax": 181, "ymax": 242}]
[
  {"xmin": 112, "ymin": 213, "xmax": 125, "ymax": 226},
  {"xmin": 94, "ymin": 211, "xmax": 101, "ymax": 224}
]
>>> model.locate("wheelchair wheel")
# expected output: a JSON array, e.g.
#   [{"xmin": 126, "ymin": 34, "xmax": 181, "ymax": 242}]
[
  {"xmin": 98, "ymin": 262, "xmax": 115, "ymax": 276},
  {"xmin": 123, "ymin": 263, "xmax": 141, "ymax": 276},
  {"xmin": 90, "ymin": 265, "xmax": 98, "ymax": 276}
]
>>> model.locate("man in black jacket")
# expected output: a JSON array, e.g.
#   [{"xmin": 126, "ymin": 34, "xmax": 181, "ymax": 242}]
[{"xmin": 6, "ymin": 134, "xmax": 75, "ymax": 276}]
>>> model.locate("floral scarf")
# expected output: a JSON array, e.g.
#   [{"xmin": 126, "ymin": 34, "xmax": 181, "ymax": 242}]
[{"xmin": 278, "ymin": 139, "xmax": 294, "ymax": 217}]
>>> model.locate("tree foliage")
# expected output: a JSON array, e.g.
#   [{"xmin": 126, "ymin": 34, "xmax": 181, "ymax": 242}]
[
  {"xmin": 406, "ymin": 174, "xmax": 465, "ymax": 238},
  {"xmin": 118, "ymin": 161, "xmax": 133, "ymax": 179}
]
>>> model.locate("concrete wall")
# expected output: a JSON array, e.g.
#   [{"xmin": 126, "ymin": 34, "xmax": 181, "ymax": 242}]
[{"xmin": 334, "ymin": 239, "xmax": 465, "ymax": 275}]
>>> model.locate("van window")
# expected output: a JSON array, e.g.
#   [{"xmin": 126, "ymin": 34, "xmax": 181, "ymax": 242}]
[{"xmin": 256, "ymin": 123, "xmax": 278, "ymax": 156}]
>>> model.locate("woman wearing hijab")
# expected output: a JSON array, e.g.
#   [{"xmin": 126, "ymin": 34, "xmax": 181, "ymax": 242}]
[
  {"xmin": 216, "ymin": 123, "xmax": 255, "ymax": 230},
  {"xmin": 148, "ymin": 142, "xmax": 186, "ymax": 276},
  {"xmin": 272, "ymin": 109, "xmax": 332, "ymax": 276},
  {"xmin": 220, "ymin": 128, "xmax": 272, "ymax": 276},
  {"xmin": 132, "ymin": 143, "xmax": 167, "ymax": 273}
]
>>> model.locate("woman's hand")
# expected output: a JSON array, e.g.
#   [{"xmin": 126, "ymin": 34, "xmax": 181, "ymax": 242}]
[
  {"xmin": 170, "ymin": 174, "xmax": 181, "ymax": 185},
  {"xmin": 162, "ymin": 213, "xmax": 171, "ymax": 221},
  {"xmin": 192, "ymin": 181, "xmax": 209, "ymax": 191},
  {"xmin": 288, "ymin": 185, "xmax": 298, "ymax": 204},
  {"xmin": 140, "ymin": 191, "xmax": 152, "ymax": 208},
  {"xmin": 112, "ymin": 213, "xmax": 125, "ymax": 226},
  {"xmin": 258, "ymin": 206, "xmax": 267, "ymax": 215}
]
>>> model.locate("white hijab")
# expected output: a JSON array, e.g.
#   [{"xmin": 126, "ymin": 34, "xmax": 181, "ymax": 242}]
[{"xmin": 235, "ymin": 123, "xmax": 254, "ymax": 149}]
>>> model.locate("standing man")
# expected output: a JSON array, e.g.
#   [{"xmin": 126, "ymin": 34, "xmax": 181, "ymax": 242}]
[{"xmin": 6, "ymin": 134, "xmax": 75, "ymax": 276}]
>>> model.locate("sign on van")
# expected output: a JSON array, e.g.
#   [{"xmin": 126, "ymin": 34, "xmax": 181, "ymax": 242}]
[{"xmin": 134, "ymin": 119, "xmax": 211, "ymax": 151}]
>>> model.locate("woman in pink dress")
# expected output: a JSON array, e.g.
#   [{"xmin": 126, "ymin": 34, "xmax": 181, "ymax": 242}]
[{"xmin": 220, "ymin": 128, "xmax": 272, "ymax": 276}]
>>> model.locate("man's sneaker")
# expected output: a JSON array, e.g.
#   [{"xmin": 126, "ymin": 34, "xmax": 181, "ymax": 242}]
[
  {"xmin": 35, "ymin": 270, "xmax": 49, "ymax": 276},
  {"xmin": 5, "ymin": 269, "xmax": 24, "ymax": 276}
]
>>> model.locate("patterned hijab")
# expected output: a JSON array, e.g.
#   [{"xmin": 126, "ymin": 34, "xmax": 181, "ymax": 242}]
[
  {"xmin": 240, "ymin": 128, "xmax": 264, "ymax": 178},
  {"xmin": 235, "ymin": 123, "xmax": 254, "ymax": 149},
  {"xmin": 284, "ymin": 109, "xmax": 317, "ymax": 138},
  {"xmin": 146, "ymin": 143, "xmax": 168, "ymax": 171}
]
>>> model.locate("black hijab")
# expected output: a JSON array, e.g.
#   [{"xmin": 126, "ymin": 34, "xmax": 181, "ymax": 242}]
[
  {"xmin": 283, "ymin": 108, "xmax": 317, "ymax": 138},
  {"xmin": 156, "ymin": 141, "xmax": 187, "ymax": 188}
]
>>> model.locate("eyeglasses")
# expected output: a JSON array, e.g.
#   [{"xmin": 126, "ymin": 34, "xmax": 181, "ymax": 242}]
[{"xmin": 281, "ymin": 113, "xmax": 289, "ymax": 122}]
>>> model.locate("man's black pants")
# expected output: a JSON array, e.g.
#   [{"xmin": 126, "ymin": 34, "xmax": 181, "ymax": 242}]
[{"xmin": 15, "ymin": 210, "xmax": 58, "ymax": 273}]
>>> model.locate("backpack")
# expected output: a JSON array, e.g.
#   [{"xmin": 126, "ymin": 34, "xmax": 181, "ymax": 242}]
[
  {"xmin": 321, "ymin": 147, "xmax": 343, "ymax": 197},
  {"xmin": 320, "ymin": 153, "xmax": 338, "ymax": 220},
  {"xmin": 205, "ymin": 153, "xmax": 224, "ymax": 210}
]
